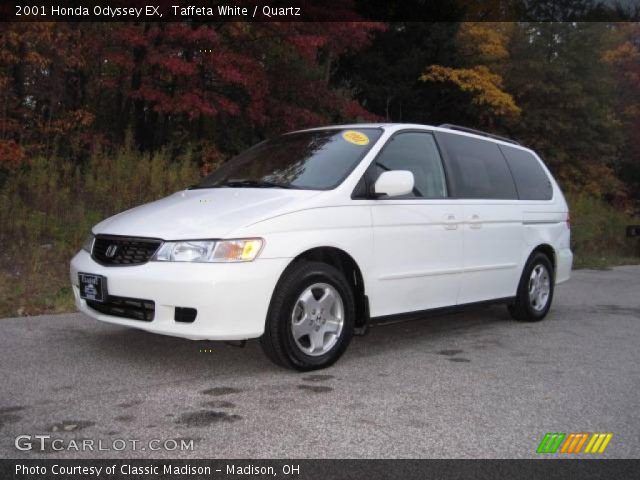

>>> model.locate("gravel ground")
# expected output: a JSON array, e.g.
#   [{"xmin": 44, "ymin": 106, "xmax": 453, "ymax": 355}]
[{"xmin": 0, "ymin": 266, "xmax": 638, "ymax": 459}]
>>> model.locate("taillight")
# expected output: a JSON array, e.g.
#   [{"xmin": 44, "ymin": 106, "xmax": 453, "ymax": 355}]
[{"xmin": 566, "ymin": 213, "xmax": 571, "ymax": 228}]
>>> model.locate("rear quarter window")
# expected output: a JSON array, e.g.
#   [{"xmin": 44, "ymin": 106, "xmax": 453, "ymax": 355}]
[
  {"xmin": 499, "ymin": 145, "xmax": 553, "ymax": 200},
  {"xmin": 438, "ymin": 132, "xmax": 518, "ymax": 200}
]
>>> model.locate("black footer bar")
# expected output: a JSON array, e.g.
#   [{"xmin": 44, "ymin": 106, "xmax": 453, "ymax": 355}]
[{"xmin": 1, "ymin": 459, "xmax": 639, "ymax": 480}]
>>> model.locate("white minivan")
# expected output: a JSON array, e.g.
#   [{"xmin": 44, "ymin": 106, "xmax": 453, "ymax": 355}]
[{"xmin": 70, "ymin": 124, "xmax": 572, "ymax": 370}]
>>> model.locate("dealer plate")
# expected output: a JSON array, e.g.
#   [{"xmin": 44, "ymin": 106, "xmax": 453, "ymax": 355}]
[{"xmin": 78, "ymin": 273, "xmax": 107, "ymax": 303}]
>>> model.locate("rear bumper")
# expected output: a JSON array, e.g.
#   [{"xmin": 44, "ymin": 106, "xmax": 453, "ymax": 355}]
[
  {"xmin": 70, "ymin": 250, "xmax": 289, "ymax": 340},
  {"xmin": 556, "ymin": 247, "xmax": 573, "ymax": 285}
]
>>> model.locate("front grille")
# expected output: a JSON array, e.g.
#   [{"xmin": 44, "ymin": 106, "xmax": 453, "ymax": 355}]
[
  {"xmin": 92, "ymin": 235, "xmax": 162, "ymax": 266},
  {"xmin": 87, "ymin": 296, "xmax": 155, "ymax": 322}
]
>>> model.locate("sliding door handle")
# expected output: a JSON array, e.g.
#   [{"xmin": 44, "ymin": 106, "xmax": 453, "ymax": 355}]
[{"xmin": 444, "ymin": 214, "xmax": 458, "ymax": 230}]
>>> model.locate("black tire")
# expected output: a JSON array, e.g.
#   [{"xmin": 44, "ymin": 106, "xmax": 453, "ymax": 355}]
[
  {"xmin": 260, "ymin": 260, "xmax": 355, "ymax": 371},
  {"xmin": 508, "ymin": 252, "xmax": 555, "ymax": 322}
]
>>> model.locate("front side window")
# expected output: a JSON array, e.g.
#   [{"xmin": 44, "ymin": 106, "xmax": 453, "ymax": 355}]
[
  {"xmin": 372, "ymin": 132, "xmax": 447, "ymax": 199},
  {"xmin": 194, "ymin": 128, "xmax": 382, "ymax": 190}
]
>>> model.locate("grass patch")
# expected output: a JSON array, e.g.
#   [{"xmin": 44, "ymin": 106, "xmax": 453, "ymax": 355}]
[
  {"xmin": 0, "ymin": 146, "xmax": 200, "ymax": 317},
  {"xmin": 573, "ymin": 255, "xmax": 640, "ymax": 270},
  {"xmin": 567, "ymin": 194, "xmax": 639, "ymax": 269}
]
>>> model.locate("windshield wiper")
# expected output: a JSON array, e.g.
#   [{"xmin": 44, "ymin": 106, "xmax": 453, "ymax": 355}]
[{"xmin": 218, "ymin": 180, "xmax": 295, "ymax": 189}]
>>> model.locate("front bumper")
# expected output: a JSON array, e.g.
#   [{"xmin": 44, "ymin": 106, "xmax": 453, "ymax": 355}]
[{"xmin": 70, "ymin": 250, "xmax": 289, "ymax": 340}]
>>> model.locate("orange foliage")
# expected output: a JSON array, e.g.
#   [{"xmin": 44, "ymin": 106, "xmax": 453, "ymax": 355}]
[
  {"xmin": 420, "ymin": 22, "xmax": 519, "ymax": 121},
  {"xmin": 0, "ymin": 140, "xmax": 26, "ymax": 169},
  {"xmin": 421, "ymin": 65, "xmax": 520, "ymax": 117}
]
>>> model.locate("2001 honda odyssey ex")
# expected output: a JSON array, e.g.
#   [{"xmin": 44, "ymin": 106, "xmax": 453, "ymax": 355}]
[{"xmin": 70, "ymin": 123, "xmax": 573, "ymax": 370}]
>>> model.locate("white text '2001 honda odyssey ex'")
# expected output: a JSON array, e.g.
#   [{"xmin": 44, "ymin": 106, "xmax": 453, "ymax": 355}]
[{"xmin": 70, "ymin": 124, "xmax": 572, "ymax": 370}]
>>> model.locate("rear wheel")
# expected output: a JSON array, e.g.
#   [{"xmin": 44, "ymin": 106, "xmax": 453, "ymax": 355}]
[
  {"xmin": 508, "ymin": 252, "xmax": 554, "ymax": 322},
  {"xmin": 260, "ymin": 260, "xmax": 355, "ymax": 370}
]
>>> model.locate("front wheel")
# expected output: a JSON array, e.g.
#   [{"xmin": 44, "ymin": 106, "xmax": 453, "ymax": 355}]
[
  {"xmin": 508, "ymin": 252, "xmax": 554, "ymax": 322},
  {"xmin": 260, "ymin": 261, "xmax": 355, "ymax": 371}
]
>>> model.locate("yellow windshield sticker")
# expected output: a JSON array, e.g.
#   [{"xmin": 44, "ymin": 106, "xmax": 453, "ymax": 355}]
[{"xmin": 342, "ymin": 130, "xmax": 370, "ymax": 146}]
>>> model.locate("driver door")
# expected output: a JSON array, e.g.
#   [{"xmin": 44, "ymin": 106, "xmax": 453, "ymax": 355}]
[{"xmin": 366, "ymin": 131, "xmax": 463, "ymax": 317}]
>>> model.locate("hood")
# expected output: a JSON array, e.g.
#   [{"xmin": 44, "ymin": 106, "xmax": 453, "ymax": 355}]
[{"xmin": 93, "ymin": 188, "xmax": 322, "ymax": 239}]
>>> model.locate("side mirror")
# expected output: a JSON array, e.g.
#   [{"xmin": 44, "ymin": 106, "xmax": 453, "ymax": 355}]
[{"xmin": 374, "ymin": 170, "xmax": 415, "ymax": 197}]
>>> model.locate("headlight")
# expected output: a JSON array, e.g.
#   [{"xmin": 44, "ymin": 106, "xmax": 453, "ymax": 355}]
[
  {"xmin": 152, "ymin": 238, "xmax": 263, "ymax": 263},
  {"xmin": 82, "ymin": 234, "xmax": 95, "ymax": 254}
]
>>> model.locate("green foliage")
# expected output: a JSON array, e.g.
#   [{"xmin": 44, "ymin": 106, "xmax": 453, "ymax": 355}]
[
  {"xmin": 0, "ymin": 147, "xmax": 199, "ymax": 317},
  {"xmin": 568, "ymin": 194, "xmax": 639, "ymax": 268}
]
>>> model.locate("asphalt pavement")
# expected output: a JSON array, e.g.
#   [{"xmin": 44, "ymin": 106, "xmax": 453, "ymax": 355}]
[{"xmin": 1, "ymin": 266, "xmax": 639, "ymax": 459}]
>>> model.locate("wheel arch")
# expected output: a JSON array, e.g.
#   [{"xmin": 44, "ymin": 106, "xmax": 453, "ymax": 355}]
[
  {"xmin": 528, "ymin": 244, "xmax": 557, "ymax": 278},
  {"xmin": 276, "ymin": 246, "xmax": 369, "ymax": 328}
]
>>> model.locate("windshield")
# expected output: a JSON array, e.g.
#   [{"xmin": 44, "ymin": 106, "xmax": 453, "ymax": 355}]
[{"xmin": 194, "ymin": 128, "xmax": 382, "ymax": 190}]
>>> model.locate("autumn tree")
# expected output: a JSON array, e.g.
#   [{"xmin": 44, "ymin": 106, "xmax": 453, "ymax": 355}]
[
  {"xmin": 0, "ymin": 23, "xmax": 99, "ymax": 165},
  {"xmin": 334, "ymin": 21, "xmax": 462, "ymax": 122},
  {"xmin": 0, "ymin": 18, "xmax": 383, "ymax": 175},
  {"xmin": 96, "ymin": 20, "xmax": 383, "ymax": 157},
  {"xmin": 504, "ymin": 22, "xmax": 624, "ymax": 199},
  {"xmin": 333, "ymin": 1, "xmax": 518, "ymax": 127},
  {"xmin": 604, "ymin": 23, "xmax": 640, "ymax": 204},
  {"xmin": 420, "ymin": 22, "xmax": 520, "ymax": 126}
]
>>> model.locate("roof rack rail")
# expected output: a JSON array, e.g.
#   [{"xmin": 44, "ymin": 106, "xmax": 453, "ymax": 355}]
[{"xmin": 438, "ymin": 124, "xmax": 520, "ymax": 146}]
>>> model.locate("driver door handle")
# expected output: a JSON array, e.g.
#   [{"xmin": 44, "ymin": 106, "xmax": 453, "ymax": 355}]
[{"xmin": 469, "ymin": 214, "xmax": 482, "ymax": 229}]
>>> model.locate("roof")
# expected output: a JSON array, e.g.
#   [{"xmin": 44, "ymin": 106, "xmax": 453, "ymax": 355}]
[{"xmin": 295, "ymin": 123, "xmax": 529, "ymax": 151}]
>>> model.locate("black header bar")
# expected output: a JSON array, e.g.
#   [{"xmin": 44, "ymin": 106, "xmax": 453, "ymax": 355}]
[{"xmin": 2, "ymin": 0, "xmax": 639, "ymax": 22}]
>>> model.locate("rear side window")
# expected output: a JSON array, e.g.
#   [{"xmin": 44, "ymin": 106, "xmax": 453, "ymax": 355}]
[
  {"xmin": 499, "ymin": 145, "xmax": 553, "ymax": 200},
  {"xmin": 438, "ymin": 132, "xmax": 518, "ymax": 199}
]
